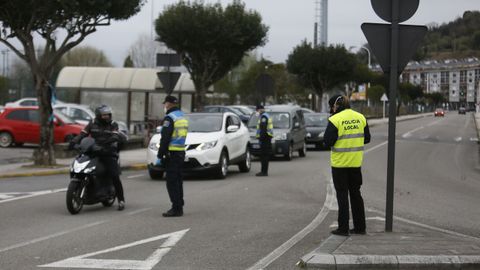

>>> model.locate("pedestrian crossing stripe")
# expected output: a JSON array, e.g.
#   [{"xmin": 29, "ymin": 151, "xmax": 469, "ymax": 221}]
[{"xmin": 39, "ymin": 229, "xmax": 190, "ymax": 270}]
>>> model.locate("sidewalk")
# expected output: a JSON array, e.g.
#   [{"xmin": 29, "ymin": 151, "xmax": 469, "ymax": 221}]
[
  {"xmin": 0, "ymin": 148, "xmax": 147, "ymax": 179},
  {"xmin": 299, "ymin": 217, "xmax": 480, "ymax": 269}
]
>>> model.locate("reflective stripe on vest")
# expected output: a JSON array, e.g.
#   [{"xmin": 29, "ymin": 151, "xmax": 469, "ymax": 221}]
[
  {"xmin": 256, "ymin": 112, "xmax": 273, "ymax": 138},
  {"xmin": 168, "ymin": 110, "xmax": 189, "ymax": 151},
  {"xmin": 329, "ymin": 109, "xmax": 366, "ymax": 167}
]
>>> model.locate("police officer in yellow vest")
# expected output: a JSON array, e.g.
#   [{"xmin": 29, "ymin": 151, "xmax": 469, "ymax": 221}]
[
  {"xmin": 255, "ymin": 105, "xmax": 273, "ymax": 177},
  {"xmin": 324, "ymin": 95, "xmax": 371, "ymax": 236},
  {"xmin": 158, "ymin": 95, "xmax": 189, "ymax": 217}
]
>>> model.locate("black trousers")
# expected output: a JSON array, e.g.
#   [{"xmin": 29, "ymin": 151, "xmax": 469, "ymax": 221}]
[
  {"xmin": 332, "ymin": 167, "xmax": 366, "ymax": 232},
  {"xmin": 260, "ymin": 139, "xmax": 272, "ymax": 174},
  {"xmin": 100, "ymin": 156, "xmax": 124, "ymax": 202},
  {"xmin": 166, "ymin": 151, "xmax": 185, "ymax": 210}
]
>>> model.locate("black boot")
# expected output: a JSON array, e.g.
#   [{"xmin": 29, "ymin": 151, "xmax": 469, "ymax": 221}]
[{"xmin": 162, "ymin": 208, "xmax": 183, "ymax": 217}]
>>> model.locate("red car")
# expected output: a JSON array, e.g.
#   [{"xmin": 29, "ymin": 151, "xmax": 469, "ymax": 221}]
[
  {"xmin": 434, "ymin": 108, "xmax": 445, "ymax": 117},
  {"xmin": 0, "ymin": 107, "xmax": 84, "ymax": 147}
]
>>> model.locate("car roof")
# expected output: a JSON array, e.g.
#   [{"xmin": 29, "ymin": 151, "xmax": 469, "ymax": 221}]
[{"xmin": 265, "ymin": 105, "xmax": 302, "ymax": 112}]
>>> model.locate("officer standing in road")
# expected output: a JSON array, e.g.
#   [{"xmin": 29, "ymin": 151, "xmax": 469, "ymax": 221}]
[
  {"xmin": 157, "ymin": 96, "xmax": 189, "ymax": 217},
  {"xmin": 255, "ymin": 105, "xmax": 273, "ymax": 177},
  {"xmin": 324, "ymin": 95, "xmax": 371, "ymax": 236}
]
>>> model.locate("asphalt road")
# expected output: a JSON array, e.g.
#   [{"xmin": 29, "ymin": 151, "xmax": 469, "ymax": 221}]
[{"xmin": 0, "ymin": 112, "xmax": 478, "ymax": 270}]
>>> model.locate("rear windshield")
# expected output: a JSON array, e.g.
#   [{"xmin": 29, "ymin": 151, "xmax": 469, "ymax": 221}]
[{"xmin": 305, "ymin": 114, "xmax": 329, "ymax": 127}]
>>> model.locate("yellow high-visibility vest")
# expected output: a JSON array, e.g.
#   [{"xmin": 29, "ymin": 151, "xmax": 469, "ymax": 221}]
[
  {"xmin": 168, "ymin": 110, "xmax": 189, "ymax": 151},
  {"xmin": 256, "ymin": 112, "xmax": 273, "ymax": 138},
  {"xmin": 328, "ymin": 109, "xmax": 366, "ymax": 168}
]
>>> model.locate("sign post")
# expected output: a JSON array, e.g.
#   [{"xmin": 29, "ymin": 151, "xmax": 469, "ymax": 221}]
[
  {"xmin": 362, "ymin": 0, "xmax": 427, "ymax": 232},
  {"xmin": 381, "ymin": 93, "xmax": 388, "ymax": 119}
]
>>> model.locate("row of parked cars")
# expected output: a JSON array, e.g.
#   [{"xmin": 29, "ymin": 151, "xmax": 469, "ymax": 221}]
[
  {"xmin": 146, "ymin": 104, "xmax": 329, "ymax": 180},
  {"xmin": 0, "ymin": 98, "xmax": 127, "ymax": 147}
]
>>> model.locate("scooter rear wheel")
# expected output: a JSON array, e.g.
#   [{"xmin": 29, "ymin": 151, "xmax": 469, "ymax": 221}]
[
  {"xmin": 66, "ymin": 182, "xmax": 84, "ymax": 214},
  {"xmin": 101, "ymin": 197, "xmax": 116, "ymax": 207}
]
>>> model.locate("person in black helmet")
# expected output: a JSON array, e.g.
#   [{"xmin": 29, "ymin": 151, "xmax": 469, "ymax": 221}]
[
  {"xmin": 70, "ymin": 104, "xmax": 127, "ymax": 210},
  {"xmin": 324, "ymin": 95, "xmax": 370, "ymax": 236}
]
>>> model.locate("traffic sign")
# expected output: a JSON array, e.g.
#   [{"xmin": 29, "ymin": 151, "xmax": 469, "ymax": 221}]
[
  {"xmin": 371, "ymin": 0, "xmax": 419, "ymax": 23},
  {"xmin": 157, "ymin": 72, "xmax": 181, "ymax": 95},
  {"xmin": 381, "ymin": 93, "xmax": 388, "ymax": 102},
  {"xmin": 362, "ymin": 23, "xmax": 427, "ymax": 74}
]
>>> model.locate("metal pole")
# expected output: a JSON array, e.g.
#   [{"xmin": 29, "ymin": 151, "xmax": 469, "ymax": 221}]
[
  {"xmin": 383, "ymin": 100, "xmax": 386, "ymax": 119},
  {"xmin": 361, "ymin": 46, "xmax": 371, "ymax": 69},
  {"xmin": 385, "ymin": 0, "xmax": 399, "ymax": 232}
]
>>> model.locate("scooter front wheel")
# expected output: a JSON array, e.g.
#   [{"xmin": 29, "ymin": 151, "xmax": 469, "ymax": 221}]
[{"xmin": 66, "ymin": 181, "xmax": 84, "ymax": 215}]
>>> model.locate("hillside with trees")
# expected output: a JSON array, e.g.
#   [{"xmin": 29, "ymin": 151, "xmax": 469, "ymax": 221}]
[{"xmin": 416, "ymin": 10, "xmax": 480, "ymax": 60}]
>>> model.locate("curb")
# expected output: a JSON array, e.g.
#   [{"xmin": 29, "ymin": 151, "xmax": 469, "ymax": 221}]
[
  {"xmin": 299, "ymin": 254, "xmax": 480, "ymax": 269},
  {"xmin": 0, "ymin": 163, "xmax": 147, "ymax": 179}
]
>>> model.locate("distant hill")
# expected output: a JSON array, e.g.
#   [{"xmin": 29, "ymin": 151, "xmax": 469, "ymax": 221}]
[{"xmin": 415, "ymin": 10, "xmax": 480, "ymax": 60}]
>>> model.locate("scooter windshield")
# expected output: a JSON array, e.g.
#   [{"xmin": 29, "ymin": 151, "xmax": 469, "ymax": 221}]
[{"xmin": 79, "ymin": 137, "xmax": 95, "ymax": 153}]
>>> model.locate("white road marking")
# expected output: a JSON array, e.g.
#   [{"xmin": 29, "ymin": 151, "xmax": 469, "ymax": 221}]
[
  {"xmin": 454, "ymin": 137, "xmax": 462, "ymax": 142},
  {"xmin": 365, "ymin": 141, "xmax": 388, "ymax": 153},
  {"xmin": 126, "ymin": 208, "xmax": 152, "ymax": 216},
  {"xmin": 246, "ymin": 183, "xmax": 335, "ymax": 270},
  {"xmin": 127, "ymin": 174, "xmax": 145, "ymax": 179},
  {"xmin": 39, "ymin": 229, "xmax": 190, "ymax": 270},
  {"xmin": 0, "ymin": 188, "xmax": 66, "ymax": 204},
  {"xmin": 0, "ymin": 221, "xmax": 106, "ymax": 253},
  {"xmin": 402, "ymin": 126, "xmax": 424, "ymax": 138},
  {"xmin": 470, "ymin": 137, "xmax": 478, "ymax": 142}
]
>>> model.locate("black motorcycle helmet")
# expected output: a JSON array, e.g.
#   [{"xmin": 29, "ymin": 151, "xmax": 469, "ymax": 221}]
[{"xmin": 95, "ymin": 104, "xmax": 113, "ymax": 124}]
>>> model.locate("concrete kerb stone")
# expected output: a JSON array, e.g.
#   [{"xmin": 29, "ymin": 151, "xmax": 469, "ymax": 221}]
[{"xmin": 0, "ymin": 163, "xmax": 147, "ymax": 179}]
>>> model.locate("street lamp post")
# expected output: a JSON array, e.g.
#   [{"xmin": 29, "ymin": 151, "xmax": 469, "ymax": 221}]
[{"xmin": 350, "ymin": 46, "xmax": 371, "ymax": 69}]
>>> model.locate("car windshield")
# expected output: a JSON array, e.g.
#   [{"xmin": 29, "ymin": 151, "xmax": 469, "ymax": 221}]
[
  {"xmin": 305, "ymin": 114, "xmax": 329, "ymax": 127},
  {"xmin": 187, "ymin": 114, "xmax": 223, "ymax": 132},
  {"xmin": 54, "ymin": 109, "xmax": 75, "ymax": 124},
  {"xmin": 435, "ymin": 108, "xmax": 443, "ymax": 111},
  {"xmin": 248, "ymin": 112, "xmax": 290, "ymax": 129}
]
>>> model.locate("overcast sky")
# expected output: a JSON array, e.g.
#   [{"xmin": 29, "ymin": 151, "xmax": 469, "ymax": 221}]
[{"xmin": 2, "ymin": 0, "xmax": 480, "ymax": 68}]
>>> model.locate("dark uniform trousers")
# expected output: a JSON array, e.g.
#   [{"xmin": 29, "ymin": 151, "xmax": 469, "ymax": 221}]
[
  {"xmin": 332, "ymin": 167, "xmax": 366, "ymax": 232},
  {"xmin": 260, "ymin": 139, "xmax": 272, "ymax": 174},
  {"xmin": 166, "ymin": 151, "xmax": 185, "ymax": 210}
]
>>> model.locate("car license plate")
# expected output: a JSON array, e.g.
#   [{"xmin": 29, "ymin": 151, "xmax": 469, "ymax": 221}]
[{"xmin": 252, "ymin": 144, "xmax": 260, "ymax": 149}]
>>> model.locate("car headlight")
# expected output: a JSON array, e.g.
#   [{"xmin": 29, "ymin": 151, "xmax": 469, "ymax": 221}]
[
  {"xmin": 149, "ymin": 142, "xmax": 160, "ymax": 151},
  {"xmin": 196, "ymin": 141, "xmax": 217, "ymax": 151},
  {"xmin": 318, "ymin": 131, "xmax": 325, "ymax": 138},
  {"xmin": 274, "ymin": 133, "xmax": 287, "ymax": 141}
]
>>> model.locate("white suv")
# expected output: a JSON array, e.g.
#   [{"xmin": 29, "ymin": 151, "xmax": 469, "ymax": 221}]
[{"xmin": 147, "ymin": 112, "xmax": 251, "ymax": 179}]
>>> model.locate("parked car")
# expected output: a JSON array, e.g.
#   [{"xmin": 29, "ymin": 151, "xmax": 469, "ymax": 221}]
[
  {"xmin": 147, "ymin": 112, "xmax": 251, "ymax": 179},
  {"xmin": 0, "ymin": 107, "xmax": 84, "ymax": 147},
  {"xmin": 434, "ymin": 108, "xmax": 445, "ymax": 117},
  {"xmin": 229, "ymin": 105, "xmax": 255, "ymax": 116},
  {"xmin": 458, "ymin": 107, "xmax": 466, "ymax": 114},
  {"xmin": 247, "ymin": 105, "xmax": 307, "ymax": 160},
  {"xmin": 301, "ymin": 107, "xmax": 315, "ymax": 114},
  {"xmin": 305, "ymin": 113, "xmax": 329, "ymax": 149},
  {"xmin": 54, "ymin": 104, "xmax": 128, "ymax": 135},
  {"xmin": 5, "ymin": 97, "xmax": 65, "ymax": 107},
  {"xmin": 203, "ymin": 105, "xmax": 250, "ymax": 123}
]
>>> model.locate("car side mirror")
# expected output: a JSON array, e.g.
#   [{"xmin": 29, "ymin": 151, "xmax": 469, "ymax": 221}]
[
  {"xmin": 155, "ymin": 126, "xmax": 162, "ymax": 134},
  {"xmin": 54, "ymin": 119, "xmax": 61, "ymax": 126},
  {"xmin": 227, "ymin": 125, "xmax": 239, "ymax": 133}
]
